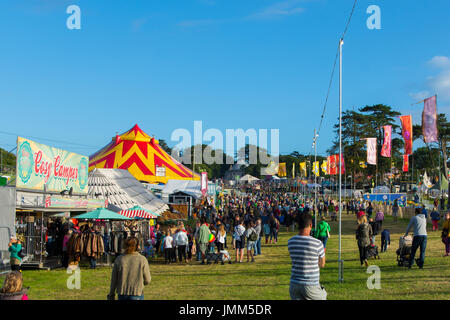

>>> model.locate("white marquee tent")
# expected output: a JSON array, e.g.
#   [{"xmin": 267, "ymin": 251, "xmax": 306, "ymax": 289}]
[{"xmin": 88, "ymin": 168, "xmax": 169, "ymax": 215}]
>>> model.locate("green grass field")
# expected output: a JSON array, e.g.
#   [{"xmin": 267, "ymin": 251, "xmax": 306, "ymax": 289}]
[{"xmin": 3, "ymin": 214, "xmax": 449, "ymax": 300}]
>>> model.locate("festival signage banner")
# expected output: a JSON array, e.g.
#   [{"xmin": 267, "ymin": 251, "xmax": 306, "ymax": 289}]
[
  {"xmin": 16, "ymin": 137, "xmax": 89, "ymax": 194},
  {"xmin": 278, "ymin": 163, "xmax": 287, "ymax": 177},
  {"xmin": 400, "ymin": 115, "xmax": 413, "ymax": 155},
  {"xmin": 201, "ymin": 172, "xmax": 208, "ymax": 196},
  {"xmin": 366, "ymin": 138, "xmax": 377, "ymax": 165},
  {"xmin": 45, "ymin": 196, "xmax": 106, "ymax": 209},
  {"xmin": 381, "ymin": 125, "xmax": 392, "ymax": 157},
  {"xmin": 422, "ymin": 95, "xmax": 438, "ymax": 143},
  {"xmin": 402, "ymin": 155, "xmax": 409, "ymax": 172}
]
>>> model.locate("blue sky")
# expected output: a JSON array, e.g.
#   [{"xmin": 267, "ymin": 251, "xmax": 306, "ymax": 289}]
[{"xmin": 0, "ymin": 0, "xmax": 449, "ymax": 159}]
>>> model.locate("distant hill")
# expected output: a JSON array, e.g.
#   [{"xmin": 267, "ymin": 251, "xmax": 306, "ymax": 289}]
[{"xmin": 0, "ymin": 147, "xmax": 16, "ymax": 175}]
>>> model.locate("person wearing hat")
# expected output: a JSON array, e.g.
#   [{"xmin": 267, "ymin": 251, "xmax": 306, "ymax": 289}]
[{"xmin": 8, "ymin": 237, "xmax": 22, "ymax": 271}]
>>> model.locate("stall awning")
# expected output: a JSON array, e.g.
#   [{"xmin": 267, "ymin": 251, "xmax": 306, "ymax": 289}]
[{"xmin": 118, "ymin": 205, "xmax": 159, "ymax": 219}]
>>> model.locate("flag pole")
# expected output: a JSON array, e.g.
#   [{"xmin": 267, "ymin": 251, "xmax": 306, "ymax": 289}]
[
  {"xmin": 338, "ymin": 37, "xmax": 344, "ymax": 283},
  {"xmin": 314, "ymin": 128, "xmax": 318, "ymax": 231}
]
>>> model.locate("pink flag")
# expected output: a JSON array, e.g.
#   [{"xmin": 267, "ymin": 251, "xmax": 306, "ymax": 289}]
[
  {"xmin": 422, "ymin": 96, "xmax": 438, "ymax": 143},
  {"xmin": 381, "ymin": 125, "xmax": 392, "ymax": 157},
  {"xmin": 367, "ymin": 138, "xmax": 377, "ymax": 165},
  {"xmin": 201, "ymin": 172, "xmax": 208, "ymax": 196}
]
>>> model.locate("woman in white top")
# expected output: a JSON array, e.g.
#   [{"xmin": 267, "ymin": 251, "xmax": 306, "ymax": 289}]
[{"xmin": 216, "ymin": 225, "xmax": 226, "ymax": 252}]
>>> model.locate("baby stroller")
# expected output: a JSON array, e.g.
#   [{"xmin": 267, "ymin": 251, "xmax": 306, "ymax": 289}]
[
  {"xmin": 205, "ymin": 250, "xmax": 232, "ymax": 265},
  {"xmin": 366, "ymin": 244, "xmax": 380, "ymax": 260},
  {"xmin": 396, "ymin": 235, "xmax": 413, "ymax": 267}
]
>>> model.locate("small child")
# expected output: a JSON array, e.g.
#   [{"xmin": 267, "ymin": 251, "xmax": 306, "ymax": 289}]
[
  {"xmin": 0, "ymin": 271, "xmax": 28, "ymax": 300},
  {"xmin": 430, "ymin": 208, "xmax": 440, "ymax": 231},
  {"xmin": 381, "ymin": 229, "xmax": 390, "ymax": 253}
]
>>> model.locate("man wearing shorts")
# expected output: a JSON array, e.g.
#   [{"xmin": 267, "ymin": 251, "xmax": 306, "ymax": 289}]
[
  {"xmin": 234, "ymin": 220, "xmax": 246, "ymax": 263},
  {"xmin": 198, "ymin": 217, "xmax": 211, "ymax": 265},
  {"xmin": 288, "ymin": 213, "xmax": 327, "ymax": 300}
]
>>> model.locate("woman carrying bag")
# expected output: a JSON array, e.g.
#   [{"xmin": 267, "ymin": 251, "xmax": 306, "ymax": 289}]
[{"xmin": 356, "ymin": 215, "xmax": 373, "ymax": 267}]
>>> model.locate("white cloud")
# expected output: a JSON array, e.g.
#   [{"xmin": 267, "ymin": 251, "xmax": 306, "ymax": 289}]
[
  {"xmin": 427, "ymin": 69, "xmax": 450, "ymax": 101},
  {"xmin": 411, "ymin": 56, "xmax": 450, "ymax": 104},
  {"xmin": 427, "ymin": 56, "xmax": 450, "ymax": 69},
  {"xmin": 247, "ymin": 0, "xmax": 305, "ymax": 20}
]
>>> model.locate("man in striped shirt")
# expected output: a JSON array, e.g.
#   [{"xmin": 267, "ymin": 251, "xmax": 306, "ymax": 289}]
[{"xmin": 288, "ymin": 213, "xmax": 327, "ymax": 300}]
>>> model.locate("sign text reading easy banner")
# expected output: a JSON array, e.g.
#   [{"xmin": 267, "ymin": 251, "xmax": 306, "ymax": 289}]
[{"xmin": 16, "ymin": 137, "xmax": 89, "ymax": 194}]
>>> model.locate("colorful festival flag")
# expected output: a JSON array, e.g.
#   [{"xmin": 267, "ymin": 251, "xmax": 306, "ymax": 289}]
[
  {"xmin": 400, "ymin": 115, "xmax": 413, "ymax": 155},
  {"xmin": 278, "ymin": 163, "xmax": 287, "ymax": 177},
  {"xmin": 381, "ymin": 125, "xmax": 392, "ymax": 157},
  {"xmin": 359, "ymin": 161, "xmax": 367, "ymax": 169},
  {"xmin": 339, "ymin": 154, "xmax": 345, "ymax": 174},
  {"xmin": 422, "ymin": 95, "xmax": 438, "ymax": 143},
  {"xmin": 300, "ymin": 162, "xmax": 307, "ymax": 177},
  {"xmin": 313, "ymin": 161, "xmax": 319, "ymax": 177},
  {"xmin": 329, "ymin": 155, "xmax": 337, "ymax": 175},
  {"xmin": 321, "ymin": 160, "xmax": 328, "ymax": 175},
  {"xmin": 366, "ymin": 138, "xmax": 377, "ymax": 165},
  {"xmin": 402, "ymin": 155, "xmax": 409, "ymax": 172},
  {"xmin": 201, "ymin": 172, "xmax": 208, "ymax": 196},
  {"xmin": 209, "ymin": 233, "xmax": 216, "ymax": 243}
]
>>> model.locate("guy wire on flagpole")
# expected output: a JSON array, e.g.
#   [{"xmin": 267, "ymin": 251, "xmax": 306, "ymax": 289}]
[
  {"xmin": 338, "ymin": 37, "xmax": 344, "ymax": 283},
  {"xmin": 337, "ymin": 0, "xmax": 358, "ymax": 285},
  {"xmin": 304, "ymin": 0, "xmax": 356, "ymax": 283}
]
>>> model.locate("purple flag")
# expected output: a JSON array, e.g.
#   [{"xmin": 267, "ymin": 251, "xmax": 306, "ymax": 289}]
[{"xmin": 422, "ymin": 96, "xmax": 438, "ymax": 143}]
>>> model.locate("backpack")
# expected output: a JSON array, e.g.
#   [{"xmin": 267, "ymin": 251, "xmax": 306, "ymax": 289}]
[
  {"xmin": 249, "ymin": 229, "xmax": 258, "ymax": 241},
  {"xmin": 357, "ymin": 224, "xmax": 370, "ymax": 244}
]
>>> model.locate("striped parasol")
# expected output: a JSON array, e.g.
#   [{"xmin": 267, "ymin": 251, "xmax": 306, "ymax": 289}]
[{"xmin": 118, "ymin": 205, "xmax": 159, "ymax": 219}]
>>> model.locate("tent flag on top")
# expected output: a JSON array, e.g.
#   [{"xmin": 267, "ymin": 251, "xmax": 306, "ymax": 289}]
[{"xmin": 89, "ymin": 124, "xmax": 200, "ymax": 184}]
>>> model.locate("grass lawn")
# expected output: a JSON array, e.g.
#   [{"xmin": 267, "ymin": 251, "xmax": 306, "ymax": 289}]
[{"xmin": 2, "ymin": 214, "xmax": 449, "ymax": 300}]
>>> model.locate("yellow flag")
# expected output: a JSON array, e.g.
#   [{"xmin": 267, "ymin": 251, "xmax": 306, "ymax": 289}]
[
  {"xmin": 313, "ymin": 161, "xmax": 319, "ymax": 177},
  {"xmin": 278, "ymin": 163, "xmax": 287, "ymax": 177},
  {"xmin": 300, "ymin": 162, "xmax": 307, "ymax": 176},
  {"xmin": 321, "ymin": 160, "xmax": 328, "ymax": 174},
  {"xmin": 292, "ymin": 163, "xmax": 295, "ymax": 178}
]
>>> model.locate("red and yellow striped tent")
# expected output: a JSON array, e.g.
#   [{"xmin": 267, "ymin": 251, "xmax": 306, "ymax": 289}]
[{"xmin": 89, "ymin": 124, "xmax": 200, "ymax": 184}]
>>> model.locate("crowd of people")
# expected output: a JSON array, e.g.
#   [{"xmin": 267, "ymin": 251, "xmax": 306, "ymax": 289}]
[{"xmin": 2, "ymin": 181, "xmax": 450, "ymax": 301}]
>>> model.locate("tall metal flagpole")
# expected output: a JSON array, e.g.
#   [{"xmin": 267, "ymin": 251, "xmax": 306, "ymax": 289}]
[
  {"xmin": 338, "ymin": 38, "xmax": 344, "ymax": 283},
  {"xmin": 314, "ymin": 129, "xmax": 318, "ymax": 230}
]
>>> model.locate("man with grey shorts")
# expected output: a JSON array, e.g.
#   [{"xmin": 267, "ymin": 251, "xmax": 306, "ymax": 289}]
[{"xmin": 288, "ymin": 213, "xmax": 327, "ymax": 300}]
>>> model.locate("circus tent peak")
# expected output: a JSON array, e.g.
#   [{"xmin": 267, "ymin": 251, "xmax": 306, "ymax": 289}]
[{"xmin": 89, "ymin": 124, "xmax": 200, "ymax": 184}]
